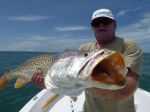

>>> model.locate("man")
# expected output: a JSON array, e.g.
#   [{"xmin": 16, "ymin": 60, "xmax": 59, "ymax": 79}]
[
  {"xmin": 79, "ymin": 8, "xmax": 143, "ymax": 112},
  {"xmin": 32, "ymin": 8, "xmax": 143, "ymax": 112}
]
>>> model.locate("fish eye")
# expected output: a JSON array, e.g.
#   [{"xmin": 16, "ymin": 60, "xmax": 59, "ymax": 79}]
[
  {"xmin": 100, "ymin": 51, "xmax": 104, "ymax": 55},
  {"xmin": 84, "ymin": 53, "xmax": 88, "ymax": 57}
]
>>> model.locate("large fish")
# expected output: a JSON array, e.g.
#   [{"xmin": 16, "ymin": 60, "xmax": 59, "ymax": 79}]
[
  {"xmin": 44, "ymin": 49, "xmax": 127, "ymax": 96},
  {"xmin": 0, "ymin": 49, "xmax": 127, "ymax": 95}
]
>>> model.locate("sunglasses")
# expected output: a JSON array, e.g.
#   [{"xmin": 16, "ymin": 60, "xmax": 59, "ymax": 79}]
[{"xmin": 91, "ymin": 18, "xmax": 114, "ymax": 27}]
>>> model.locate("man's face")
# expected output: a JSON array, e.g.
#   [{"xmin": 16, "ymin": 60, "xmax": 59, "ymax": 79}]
[{"xmin": 91, "ymin": 17, "xmax": 116, "ymax": 44}]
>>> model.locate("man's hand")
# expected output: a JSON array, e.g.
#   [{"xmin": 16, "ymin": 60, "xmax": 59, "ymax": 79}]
[{"xmin": 32, "ymin": 69, "xmax": 45, "ymax": 88}]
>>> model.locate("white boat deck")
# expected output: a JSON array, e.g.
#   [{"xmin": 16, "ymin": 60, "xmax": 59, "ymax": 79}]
[{"xmin": 20, "ymin": 88, "xmax": 150, "ymax": 112}]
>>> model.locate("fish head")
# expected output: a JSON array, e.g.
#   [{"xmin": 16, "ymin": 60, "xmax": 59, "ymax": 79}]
[
  {"xmin": 45, "ymin": 49, "xmax": 126, "ymax": 93},
  {"xmin": 48, "ymin": 50, "xmax": 91, "ymax": 77},
  {"xmin": 78, "ymin": 49, "xmax": 127, "ymax": 90},
  {"xmin": 45, "ymin": 50, "xmax": 97, "ymax": 89}
]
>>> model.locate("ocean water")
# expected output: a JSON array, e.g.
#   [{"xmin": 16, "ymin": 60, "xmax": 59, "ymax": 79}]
[{"xmin": 0, "ymin": 52, "xmax": 150, "ymax": 112}]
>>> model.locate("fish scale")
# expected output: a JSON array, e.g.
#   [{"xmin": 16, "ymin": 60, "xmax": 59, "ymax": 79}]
[
  {"xmin": 15, "ymin": 54, "xmax": 55, "ymax": 73},
  {"xmin": 0, "ymin": 53, "xmax": 60, "ymax": 89}
]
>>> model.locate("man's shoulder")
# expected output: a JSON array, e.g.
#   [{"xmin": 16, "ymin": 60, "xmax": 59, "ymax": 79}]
[
  {"xmin": 116, "ymin": 37, "xmax": 133, "ymax": 42},
  {"xmin": 116, "ymin": 37, "xmax": 139, "ymax": 47},
  {"xmin": 79, "ymin": 41, "xmax": 95, "ymax": 51},
  {"xmin": 122, "ymin": 38, "xmax": 140, "ymax": 49}
]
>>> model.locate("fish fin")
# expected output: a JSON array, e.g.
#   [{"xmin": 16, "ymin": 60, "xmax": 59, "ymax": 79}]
[
  {"xmin": 0, "ymin": 74, "xmax": 9, "ymax": 90},
  {"xmin": 41, "ymin": 94, "xmax": 59, "ymax": 110},
  {"xmin": 15, "ymin": 76, "xmax": 29, "ymax": 89}
]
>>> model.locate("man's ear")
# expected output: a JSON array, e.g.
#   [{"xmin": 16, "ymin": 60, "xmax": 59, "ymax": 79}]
[
  {"xmin": 114, "ymin": 21, "xmax": 117, "ymax": 29},
  {"xmin": 91, "ymin": 26, "xmax": 95, "ymax": 32}
]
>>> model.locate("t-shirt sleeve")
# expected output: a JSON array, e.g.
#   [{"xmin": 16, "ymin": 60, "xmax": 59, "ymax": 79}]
[
  {"xmin": 79, "ymin": 43, "xmax": 92, "ymax": 51},
  {"xmin": 123, "ymin": 39, "xmax": 143, "ymax": 75},
  {"xmin": 79, "ymin": 44, "xmax": 86, "ymax": 51}
]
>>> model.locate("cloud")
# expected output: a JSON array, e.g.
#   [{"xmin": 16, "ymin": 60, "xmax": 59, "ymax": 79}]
[
  {"xmin": 117, "ymin": 12, "xmax": 150, "ymax": 52},
  {"xmin": 117, "ymin": 7, "xmax": 142, "ymax": 17},
  {"xmin": 3, "ymin": 35, "xmax": 48, "ymax": 51},
  {"xmin": 117, "ymin": 10, "xmax": 129, "ymax": 16},
  {"xmin": 47, "ymin": 38, "xmax": 91, "ymax": 52},
  {"xmin": 8, "ymin": 15, "xmax": 50, "ymax": 21},
  {"xmin": 117, "ymin": 12, "xmax": 150, "ymax": 40},
  {"xmin": 0, "ymin": 35, "xmax": 92, "ymax": 52},
  {"xmin": 55, "ymin": 26, "xmax": 89, "ymax": 31}
]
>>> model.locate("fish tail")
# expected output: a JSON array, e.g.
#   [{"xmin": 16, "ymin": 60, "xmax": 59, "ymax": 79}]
[{"xmin": 0, "ymin": 74, "xmax": 9, "ymax": 90}]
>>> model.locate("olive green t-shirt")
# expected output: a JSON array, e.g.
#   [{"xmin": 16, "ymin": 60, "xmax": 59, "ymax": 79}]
[
  {"xmin": 79, "ymin": 37, "xmax": 143, "ymax": 112},
  {"xmin": 79, "ymin": 37, "xmax": 143, "ymax": 75}
]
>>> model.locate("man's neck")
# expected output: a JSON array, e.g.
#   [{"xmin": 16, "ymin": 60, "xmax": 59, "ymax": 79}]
[{"xmin": 96, "ymin": 36, "xmax": 116, "ymax": 48}]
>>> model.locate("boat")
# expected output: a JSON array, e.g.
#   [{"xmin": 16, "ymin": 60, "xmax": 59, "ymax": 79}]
[{"xmin": 20, "ymin": 88, "xmax": 150, "ymax": 112}]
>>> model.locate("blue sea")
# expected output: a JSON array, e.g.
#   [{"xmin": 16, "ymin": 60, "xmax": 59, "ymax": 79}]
[{"xmin": 0, "ymin": 52, "xmax": 150, "ymax": 112}]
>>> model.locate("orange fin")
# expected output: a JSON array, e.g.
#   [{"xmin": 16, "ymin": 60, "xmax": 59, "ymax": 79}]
[
  {"xmin": 15, "ymin": 76, "xmax": 29, "ymax": 89},
  {"xmin": 41, "ymin": 94, "xmax": 59, "ymax": 110},
  {"xmin": 0, "ymin": 74, "xmax": 9, "ymax": 90}
]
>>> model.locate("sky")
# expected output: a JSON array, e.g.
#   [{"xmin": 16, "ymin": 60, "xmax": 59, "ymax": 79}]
[{"xmin": 0, "ymin": 0, "xmax": 150, "ymax": 52}]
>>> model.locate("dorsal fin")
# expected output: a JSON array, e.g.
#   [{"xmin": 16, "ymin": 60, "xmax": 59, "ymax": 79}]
[{"xmin": 15, "ymin": 76, "xmax": 29, "ymax": 89}]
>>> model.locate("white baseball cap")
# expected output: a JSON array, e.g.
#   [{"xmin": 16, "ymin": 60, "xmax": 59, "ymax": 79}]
[{"xmin": 91, "ymin": 9, "xmax": 115, "ymax": 21}]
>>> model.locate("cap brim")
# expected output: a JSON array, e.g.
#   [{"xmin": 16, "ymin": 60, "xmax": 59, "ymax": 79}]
[{"xmin": 92, "ymin": 15, "xmax": 115, "ymax": 21}]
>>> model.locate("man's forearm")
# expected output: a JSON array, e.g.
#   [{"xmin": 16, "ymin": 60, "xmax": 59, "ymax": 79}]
[{"xmin": 111, "ymin": 71, "xmax": 139, "ymax": 100}]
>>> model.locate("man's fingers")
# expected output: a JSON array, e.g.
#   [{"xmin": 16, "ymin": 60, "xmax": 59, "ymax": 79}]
[{"xmin": 32, "ymin": 70, "xmax": 45, "ymax": 88}]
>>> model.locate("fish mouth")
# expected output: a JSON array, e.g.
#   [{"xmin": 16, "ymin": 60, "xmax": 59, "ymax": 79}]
[
  {"xmin": 91, "ymin": 53, "xmax": 126, "ymax": 85},
  {"xmin": 78, "ymin": 49, "xmax": 126, "ymax": 87}
]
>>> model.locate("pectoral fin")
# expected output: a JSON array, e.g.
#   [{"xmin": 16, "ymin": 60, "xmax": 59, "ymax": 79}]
[
  {"xmin": 41, "ymin": 94, "xmax": 59, "ymax": 110},
  {"xmin": 15, "ymin": 76, "xmax": 29, "ymax": 89}
]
